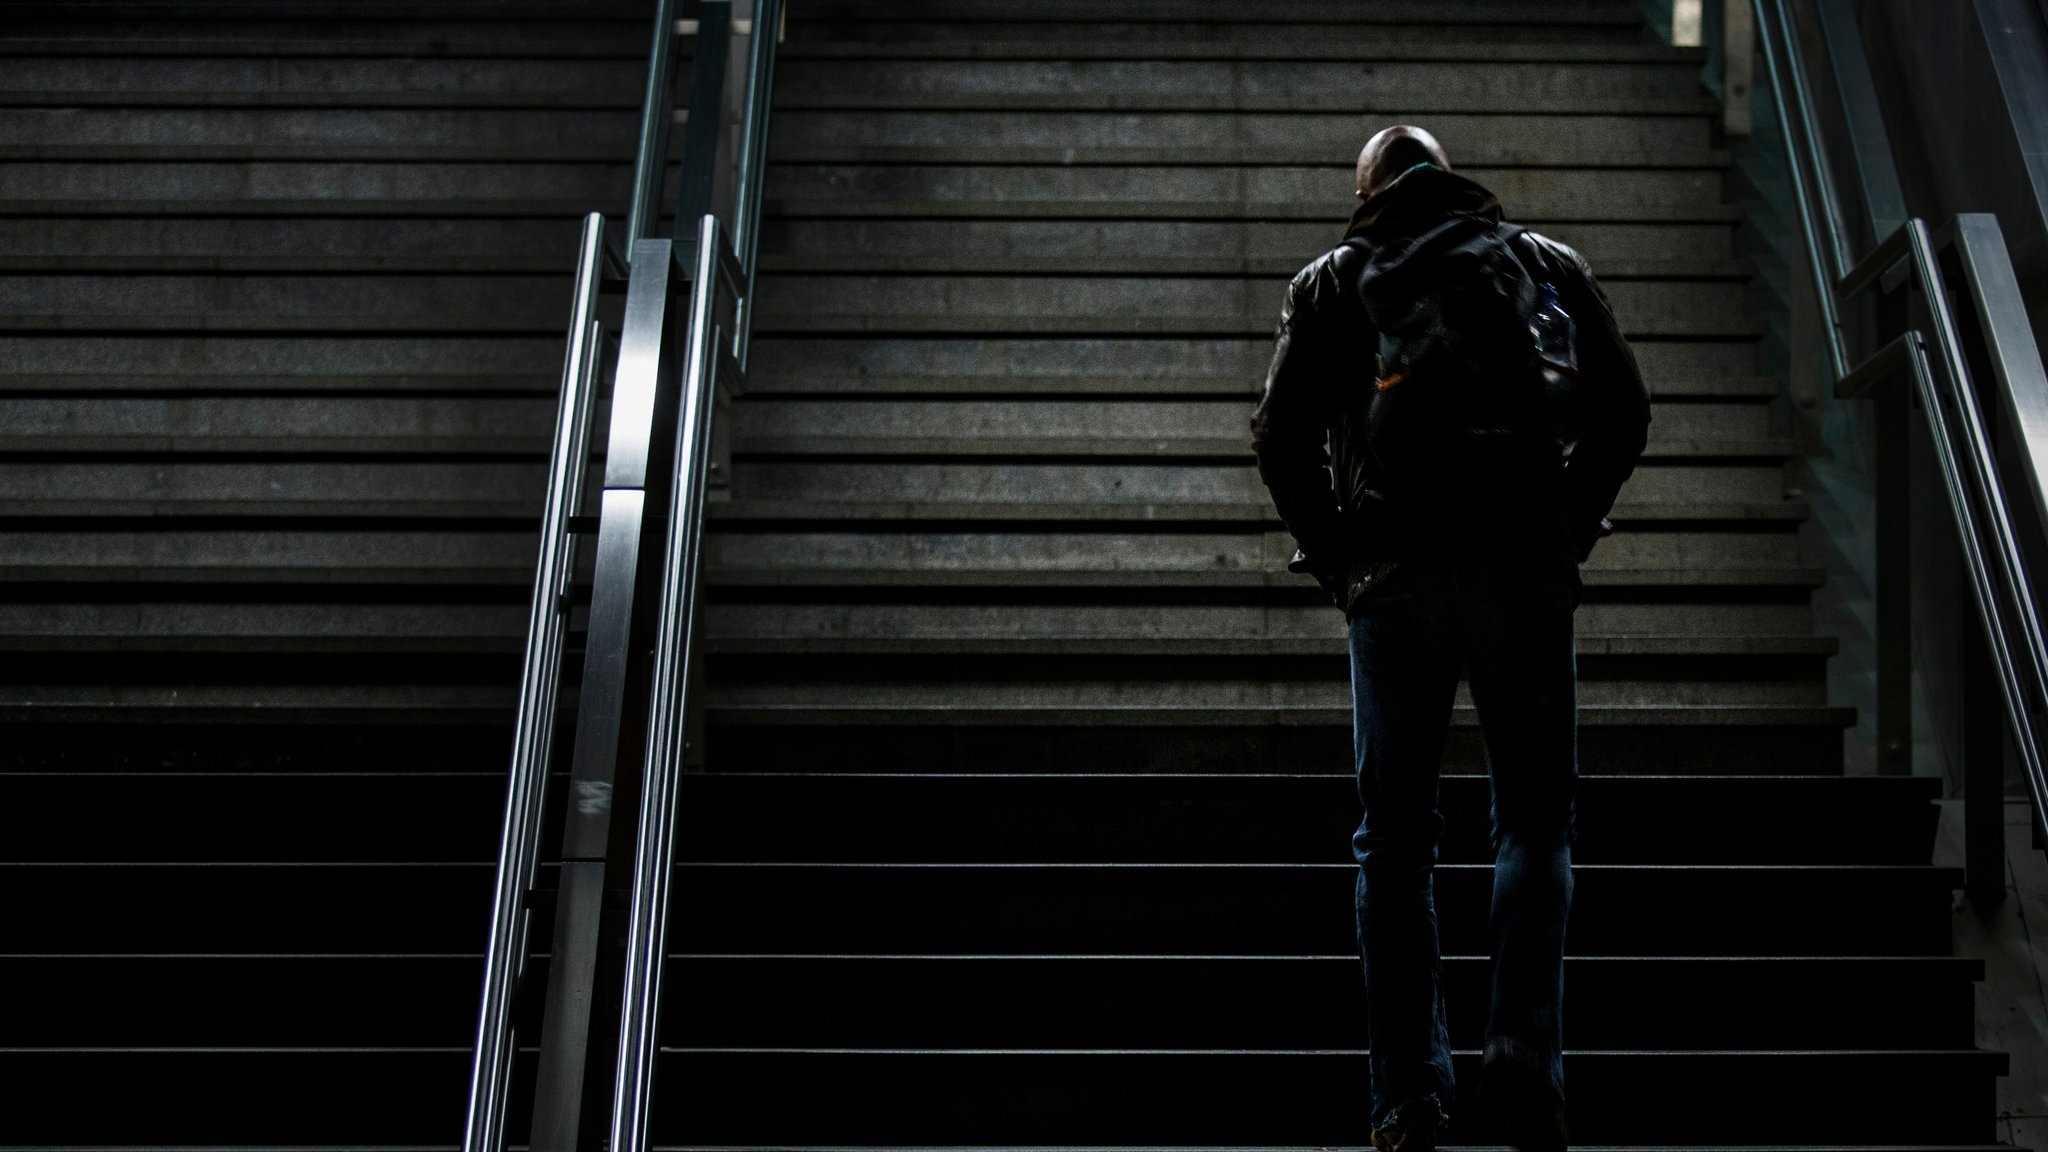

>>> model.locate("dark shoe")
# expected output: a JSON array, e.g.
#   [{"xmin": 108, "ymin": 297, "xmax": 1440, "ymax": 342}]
[
  {"xmin": 1481, "ymin": 1041, "xmax": 1569, "ymax": 1152},
  {"xmin": 1370, "ymin": 1096, "xmax": 1446, "ymax": 1151},
  {"xmin": 1369, "ymin": 1116, "xmax": 1437, "ymax": 1152}
]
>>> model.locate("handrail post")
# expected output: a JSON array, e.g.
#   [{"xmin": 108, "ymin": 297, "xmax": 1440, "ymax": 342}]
[
  {"xmin": 1874, "ymin": 366, "xmax": 1912, "ymax": 775},
  {"xmin": 1964, "ymin": 598, "xmax": 2008, "ymax": 900},
  {"xmin": 462, "ymin": 211, "xmax": 610, "ymax": 1152}
]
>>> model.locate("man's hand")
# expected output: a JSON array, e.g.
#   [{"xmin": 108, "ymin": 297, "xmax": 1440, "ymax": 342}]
[{"xmin": 1287, "ymin": 548, "xmax": 1349, "ymax": 608}]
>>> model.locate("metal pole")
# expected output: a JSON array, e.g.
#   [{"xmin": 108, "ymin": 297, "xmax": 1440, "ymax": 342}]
[
  {"xmin": 1907, "ymin": 223, "xmax": 2048, "ymax": 858},
  {"xmin": 1755, "ymin": 0, "xmax": 1853, "ymax": 378},
  {"xmin": 462, "ymin": 211, "xmax": 609, "ymax": 1152},
  {"xmin": 1964, "ymin": 562, "xmax": 2009, "ymax": 901},
  {"xmin": 731, "ymin": 0, "xmax": 783, "ymax": 372},
  {"xmin": 627, "ymin": 0, "xmax": 681, "ymax": 244}
]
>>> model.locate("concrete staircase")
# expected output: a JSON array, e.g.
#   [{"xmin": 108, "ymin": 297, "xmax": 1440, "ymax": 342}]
[
  {"xmin": 0, "ymin": 0, "xmax": 657, "ymax": 1139},
  {"xmin": 0, "ymin": 0, "xmax": 2008, "ymax": 1146}
]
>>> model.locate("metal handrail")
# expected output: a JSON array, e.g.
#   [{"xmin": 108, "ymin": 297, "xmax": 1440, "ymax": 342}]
[
  {"xmin": 607, "ymin": 2, "xmax": 782, "ymax": 1142},
  {"xmin": 607, "ymin": 213, "xmax": 741, "ymax": 1152},
  {"xmin": 461, "ymin": 210, "xmax": 619, "ymax": 1152},
  {"xmin": 1753, "ymin": 0, "xmax": 1852, "ymax": 379},
  {"xmin": 463, "ymin": 0, "xmax": 697, "ymax": 1141},
  {"xmin": 1751, "ymin": 0, "xmax": 2048, "ymax": 848},
  {"xmin": 729, "ymin": 0, "xmax": 780, "ymax": 372},
  {"xmin": 626, "ymin": 0, "xmax": 681, "ymax": 243}
]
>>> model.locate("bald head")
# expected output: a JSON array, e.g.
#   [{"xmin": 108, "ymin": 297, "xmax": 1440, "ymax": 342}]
[{"xmin": 1356, "ymin": 125, "xmax": 1451, "ymax": 201}]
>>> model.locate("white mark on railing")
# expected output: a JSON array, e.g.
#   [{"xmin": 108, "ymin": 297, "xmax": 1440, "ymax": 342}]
[{"xmin": 575, "ymin": 781, "xmax": 613, "ymax": 815}]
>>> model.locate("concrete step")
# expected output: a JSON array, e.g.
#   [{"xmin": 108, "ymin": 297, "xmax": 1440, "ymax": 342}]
[
  {"xmin": 765, "ymin": 165, "xmax": 1730, "ymax": 222},
  {"xmin": 744, "ymin": 337, "xmax": 1765, "ymax": 398},
  {"xmin": 0, "ymin": 601, "xmax": 526, "ymax": 653},
  {"xmin": 781, "ymin": 39, "xmax": 1711, "ymax": 62},
  {"xmin": 0, "ymin": 108, "xmax": 650, "ymax": 161},
  {"xmin": 759, "ymin": 219, "xmax": 1745, "ymax": 274},
  {"xmin": 663, "ymin": 773, "xmax": 1936, "ymax": 864},
  {"xmin": 0, "ymin": 460, "xmax": 546, "ymax": 518},
  {"xmin": 8, "ymin": 0, "xmax": 648, "ymax": 16},
  {"xmin": 0, "ymin": 1048, "xmax": 2003, "ymax": 1144},
  {"xmin": 0, "ymin": 680, "xmax": 512, "ymax": 722},
  {"xmin": 1, "ymin": 772, "xmax": 1934, "ymax": 865},
  {"xmin": 749, "ymin": 275, "xmax": 1758, "ymax": 338},
  {"xmin": 0, "ymin": 273, "xmax": 570, "ymax": 331},
  {"xmin": 722, "ymin": 461, "xmax": 1796, "ymax": 510},
  {"xmin": 0, "ymin": 216, "xmax": 596, "ymax": 272},
  {"xmin": 703, "ymin": 526, "xmax": 1810, "ymax": 574},
  {"xmin": 0, "ymin": 55, "xmax": 655, "ymax": 107},
  {"xmin": 769, "ymin": 110, "xmax": 1720, "ymax": 166},
  {"xmin": 0, "ymin": 334, "xmax": 563, "ymax": 392},
  {"xmin": 771, "ymin": 59, "xmax": 1715, "ymax": 113},
  {"xmin": 0, "ymin": 395, "xmax": 558, "ymax": 453},
  {"xmin": 731, "ymin": 437, "xmax": 1791, "ymax": 464},
  {"xmin": 791, "ymin": 0, "xmax": 1646, "ymax": 28},
  {"xmin": 704, "ymin": 705, "xmax": 1849, "ymax": 777},
  {"xmin": 0, "ymin": 591, "xmax": 1825, "ymax": 657},
  {"xmin": 0, "ymin": 951, "xmax": 1977, "ymax": 1047},
  {"xmin": 0, "ymin": 528, "xmax": 541, "ymax": 584},
  {"xmin": 0, "ymin": 333, "xmax": 1768, "ymax": 402},
  {"xmin": 785, "ymin": 2, "xmax": 1656, "ymax": 49},
  {"xmin": 3, "ymin": 859, "xmax": 1954, "ymax": 955},
  {"xmin": 580, "ymin": 1049, "xmax": 2011, "ymax": 1145},
  {"xmin": 704, "ymin": 670, "xmax": 1826, "ymax": 710},
  {"xmin": 707, "ymin": 593, "xmax": 1819, "ymax": 637},
  {"xmin": 730, "ymin": 397, "xmax": 1775, "ymax": 445},
  {"xmin": 667, "ymin": 953, "xmax": 1975, "ymax": 1046},
  {"xmin": 7, "ymin": 10, "xmax": 650, "ymax": 57},
  {"xmin": 0, "ymin": 467, "xmax": 1794, "ymax": 520},
  {"xmin": 0, "ymin": 394, "xmax": 1767, "ymax": 455},
  {"xmin": 0, "ymin": 161, "xmax": 639, "ymax": 214},
  {"xmin": 0, "ymin": 531, "xmax": 1820, "ymax": 585},
  {"xmin": 707, "ymin": 496, "xmax": 1808, "ymax": 525},
  {"xmin": 706, "ymin": 564, "xmax": 1824, "ymax": 590},
  {"xmin": 669, "ymin": 860, "xmax": 1953, "ymax": 956}
]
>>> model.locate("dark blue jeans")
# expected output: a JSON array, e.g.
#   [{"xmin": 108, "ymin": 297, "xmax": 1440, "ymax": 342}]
[{"xmin": 1347, "ymin": 556, "xmax": 1578, "ymax": 1133}]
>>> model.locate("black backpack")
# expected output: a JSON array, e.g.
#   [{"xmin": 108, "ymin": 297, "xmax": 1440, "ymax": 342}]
[{"xmin": 1348, "ymin": 217, "xmax": 1583, "ymax": 488}]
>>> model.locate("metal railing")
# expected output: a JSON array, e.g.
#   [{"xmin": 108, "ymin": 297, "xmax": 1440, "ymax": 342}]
[
  {"xmin": 611, "ymin": 0, "xmax": 781, "ymax": 1139},
  {"xmin": 462, "ymin": 0, "xmax": 783, "ymax": 1146},
  {"xmin": 462, "ymin": 209, "xmax": 622, "ymax": 1152},
  {"xmin": 1749, "ymin": 0, "xmax": 2048, "ymax": 895}
]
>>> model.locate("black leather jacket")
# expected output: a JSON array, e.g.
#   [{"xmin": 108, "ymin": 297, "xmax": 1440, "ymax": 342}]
[{"xmin": 1249, "ymin": 168, "xmax": 1651, "ymax": 612}]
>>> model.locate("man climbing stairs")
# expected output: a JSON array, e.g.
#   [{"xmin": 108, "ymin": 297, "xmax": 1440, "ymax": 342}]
[{"xmin": 0, "ymin": 0, "xmax": 2009, "ymax": 1146}]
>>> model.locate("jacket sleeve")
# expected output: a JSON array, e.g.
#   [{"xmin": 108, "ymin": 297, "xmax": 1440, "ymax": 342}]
[
  {"xmin": 1250, "ymin": 257, "xmax": 1350, "ymax": 575},
  {"xmin": 1555, "ymin": 244, "xmax": 1651, "ymax": 562}
]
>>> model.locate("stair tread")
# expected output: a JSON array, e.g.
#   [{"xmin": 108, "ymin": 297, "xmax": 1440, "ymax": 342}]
[{"xmin": 707, "ymin": 499, "xmax": 1812, "ymax": 522}]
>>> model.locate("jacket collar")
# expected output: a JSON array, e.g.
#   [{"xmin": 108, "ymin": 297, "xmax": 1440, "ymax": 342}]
[{"xmin": 1343, "ymin": 167, "xmax": 1504, "ymax": 243}]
